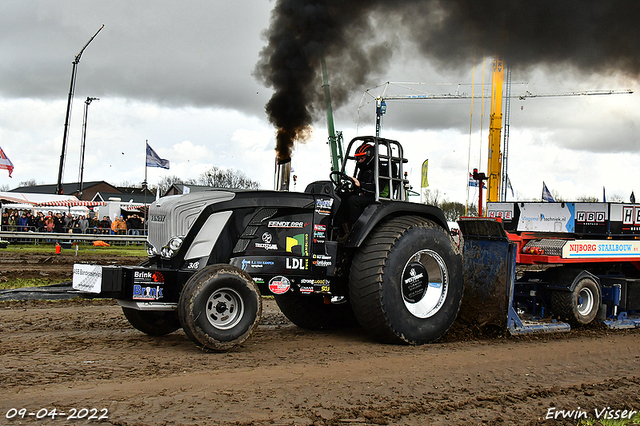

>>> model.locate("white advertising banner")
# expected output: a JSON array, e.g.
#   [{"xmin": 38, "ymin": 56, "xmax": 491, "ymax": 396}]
[
  {"xmin": 562, "ymin": 240, "xmax": 640, "ymax": 259},
  {"xmin": 517, "ymin": 203, "xmax": 575, "ymax": 233},
  {"xmin": 72, "ymin": 264, "xmax": 103, "ymax": 293}
]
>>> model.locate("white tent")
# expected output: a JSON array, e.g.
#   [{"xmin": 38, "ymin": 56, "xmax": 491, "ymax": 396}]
[
  {"xmin": 0, "ymin": 192, "xmax": 79, "ymax": 205},
  {"xmin": 0, "ymin": 192, "xmax": 103, "ymax": 216}
]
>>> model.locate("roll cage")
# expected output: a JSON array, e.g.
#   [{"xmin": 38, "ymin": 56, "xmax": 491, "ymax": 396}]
[{"xmin": 341, "ymin": 136, "xmax": 410, "ymax": 202}]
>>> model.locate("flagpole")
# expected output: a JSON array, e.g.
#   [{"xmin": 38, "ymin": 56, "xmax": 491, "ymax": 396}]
[{"xmin": 143, "ymin": 140, "xmax": 148, "ymax": 235}]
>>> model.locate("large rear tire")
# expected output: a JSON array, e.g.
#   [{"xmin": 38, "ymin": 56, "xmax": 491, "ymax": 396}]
[
  {"xmin": 122, "ymin": 308, "xmax": 181, "ymax": 336},
  {"xmin": 349, "ymin": 216, "xmax": 463, "ymax": 344},
  {"xmin": 178, "ymin": 264, "xmax": 262, "ymax": 351},
  {"xmin": 551, "ymin": 276, "xmax": 601, "ymax": 325},
  {"xmin": 274, "ymin": 292, "xmax": 358, "ymax": 330}
]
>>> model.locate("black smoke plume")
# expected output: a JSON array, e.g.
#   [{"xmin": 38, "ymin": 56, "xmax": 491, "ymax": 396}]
[{"xmin": 255, "ymin": 0, "xmax": 640, "ymax": 160}]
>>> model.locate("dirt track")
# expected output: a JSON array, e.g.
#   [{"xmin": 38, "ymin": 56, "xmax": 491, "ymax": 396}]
[{"xmin": 1, "ymin": 254, "xmax": 640, "ymax": 425}]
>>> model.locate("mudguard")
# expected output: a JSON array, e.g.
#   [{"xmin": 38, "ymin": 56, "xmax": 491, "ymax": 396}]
[{"xmin": 345, "ymin": 201, "xmax": 449, "ymax": 248}]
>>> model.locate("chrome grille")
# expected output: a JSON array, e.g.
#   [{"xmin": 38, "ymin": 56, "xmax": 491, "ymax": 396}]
[{"xmin": 147, "ymin": 191, "xmax": 235, "ymax": 251}]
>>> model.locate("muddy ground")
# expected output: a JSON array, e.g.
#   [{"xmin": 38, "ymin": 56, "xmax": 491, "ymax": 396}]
[{"xmin": 1, "ymin": 253, "xmax": 640, "ymax": 425}]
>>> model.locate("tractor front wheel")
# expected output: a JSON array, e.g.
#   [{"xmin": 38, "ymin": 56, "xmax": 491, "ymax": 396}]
[{"xmin": 178, "ymin": 264, "xmax": 262, "ymax": 351}]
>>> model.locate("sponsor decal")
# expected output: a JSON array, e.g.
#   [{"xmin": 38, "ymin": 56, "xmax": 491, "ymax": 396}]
[
  {"xmin": 149, "ymin": 215, "xmax": 166, "ymax": 222},
  {"xmin": 576, "ymin": 211, "xmax": 606, "ymax": 224},
  {"xmin": 253, "ymin": 277, "xmax": 265, "ymax": 284},
  {"xmin": 315, "ymin": 199, "xmax": 334, "ymax": 210},
  {"xmin": 268, "ymin": 276, "xmax": 291, "ymax": 294},
  {"xmin": 255, "ymin": 232, "xmax": 278, "ymax": 250},
  {"xmin": 286, "ymin": 233, "xmax": 308, "ymax": 256},
  {"xmin": 241, "ymin": 259, "xmax": 275, "ymax": 270},
  {"xmin": 299, "ymin": 286, "xmax": 314, "ymax": 294},
  {"xmin": 268, "ymin": 221, "xmax": 307, "ymax": 228},
  {"xmin": 72, "ymin": 264, "xmax": 103, "ymax": 293},
  {"xmin": 315, "ymin": 200, "xmax": 333, "ymax": 216},
  {"xmin": 313, "ymin": 254, "xmax": 332, "ymax": 260},
  {"xmin": 300, "ymin": 278, "xmax": 329, "ymax": 285},
  {"xmin": 622, "ymin": 206, "xmax": 640, "ymax": 225},
  {"xmin": 314, "ymin": 224, "xmax": 327, "ymax": 232},
  {"xmin": 285, "ymin": 257, "xmax": 308, "ymax": 270},
  {"xmin": 563, "ymin": 240, "xmax": 640, "ymax": 258},
  {"xmin": 488, "ymin": 210, "xmax": 513, "ymax": 220},
  {"xmin": 313, "ymin": 259, "xmax": 332, "ymax": 267},
  {"xmin": 134, "ymin": 270, "xmax": 165, "ymax": 284},
  {"xmin": 402, "ymin": 262, "xmax": 428, "ymax": 303},
  {"xmin": 133, "ymin": 284, "xmax": 164, "ymax": 300}
]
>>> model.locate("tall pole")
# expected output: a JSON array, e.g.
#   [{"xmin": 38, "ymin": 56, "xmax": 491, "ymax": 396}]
[
  {"xmin": 78, "ymin": 97, "xmax": 99, "ymax": 199},
  {"xmin": 55, "ymin": 24, "xmax": 104, "ymax": 195},
  {"xmin": 143, "ymin": 140, "xmax": 149, "ymax": 235},
  {"xmin": 321, "ymin": 57, "xmax": 341, "ymax": 172}
]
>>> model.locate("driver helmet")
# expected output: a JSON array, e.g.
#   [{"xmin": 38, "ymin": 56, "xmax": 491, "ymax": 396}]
[{"xmin": 354, "ymin": 142, "xmax": 374, "ymax": 166}]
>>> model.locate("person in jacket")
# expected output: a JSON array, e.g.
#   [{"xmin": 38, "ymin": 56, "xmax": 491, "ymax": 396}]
[
  {"xmin": 100, "ymin": 216, "xmax": 112, "ymax": 234},
  {"xmin": 17, "ymin": 212, "xmax": 29, "ymax": 232},
  {"xmin": 111, "ymin": 215, "xmax": 127, "ymax": 235},
  {"xmin": 77, "ymin": 215, "xmax": 89, "ymax": 234}
]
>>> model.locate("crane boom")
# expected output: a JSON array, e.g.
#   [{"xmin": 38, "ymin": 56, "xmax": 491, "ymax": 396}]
[
  {"xmin": 487, "ymin": 58, "xmax": 504, "ymax": 204},
  {"xmin": 359, "ymin": 79, "xmax": 633, "ymax": 207}
]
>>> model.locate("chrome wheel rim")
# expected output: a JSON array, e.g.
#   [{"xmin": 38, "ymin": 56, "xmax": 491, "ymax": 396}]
[
  {"xmin": 205, "ymin": 287, "xmax": 244, "ymax": 330},
  {"xmin": 577, "ymin": 286, "xmax": 595, "ymax": 316},
  {"xmin": 401, "ymin": 249, "xmax": 448, "ymax": 319}
]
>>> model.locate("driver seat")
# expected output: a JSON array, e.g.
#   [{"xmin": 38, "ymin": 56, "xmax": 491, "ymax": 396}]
[{"xmin": 304, "ymin": 180, "xmax": 335, "ymax": 197}]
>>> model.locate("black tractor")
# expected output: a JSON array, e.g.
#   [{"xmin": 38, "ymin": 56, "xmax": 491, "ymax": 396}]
[{"xmin": 72, "ymin": 136, "xmax": 464, "ymax": 350}]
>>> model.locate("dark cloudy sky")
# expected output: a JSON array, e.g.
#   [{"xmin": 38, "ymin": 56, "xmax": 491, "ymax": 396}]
[{"xmin": 0, "ymin": 0, "xmax": 638, "ymax": 204}]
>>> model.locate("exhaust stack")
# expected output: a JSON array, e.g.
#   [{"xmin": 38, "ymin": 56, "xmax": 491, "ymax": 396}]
[{"xmin": 275, "ymin": 158, "xmax": 291, "ymax": 191}]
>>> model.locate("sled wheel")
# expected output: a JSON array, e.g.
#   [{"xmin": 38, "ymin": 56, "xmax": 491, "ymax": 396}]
[
  {"xmin": 178, "ymin": 264, "xmax": 262, "ymax": 351},
  {"xmin": 274, "ymin": 292, "xmax": 358, "ymax": 330},
  {"xmin": 349, "ymin": 216, "xmax": 463, "ymax": 344},
  {"xmin": 122, "ymin": 308, "xmax": 181, "ymax": 336},
  {"xmin": 551, "ymin": 277, "xmax": 601, "ymax": 325}
]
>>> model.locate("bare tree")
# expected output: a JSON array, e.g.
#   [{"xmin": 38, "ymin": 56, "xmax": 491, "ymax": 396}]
[
  {"xmin": 422, "ymin": 188, "xmax": 442, "ymax": 206},
  {"xmin": 153, "ymin": 175, "xmax": 196, "ymax": 196},
  {"xmin": 577, "ymin": 195, "xmax": 599, "ymax": 202},
  {"xmin": 18, "ymin": 178, "xmax": 38, "ymax": 187},
  {"xmin": 197, "ymin": 167, "xmax": 260, "ymax": 190}
]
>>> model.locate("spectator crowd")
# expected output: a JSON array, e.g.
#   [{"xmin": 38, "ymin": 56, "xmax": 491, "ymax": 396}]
[{"xmin": 1, "ymin": 210, "xmax": 145, "ymax": 235}]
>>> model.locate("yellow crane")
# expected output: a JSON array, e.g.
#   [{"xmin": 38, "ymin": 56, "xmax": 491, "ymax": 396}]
[
  {"xmin": 486, "ymin": 58, "xmax": 504, "ymax": 204},
  {"xmin": 486, "ymin": 58, "xmax": 633, "ymax": 205}
]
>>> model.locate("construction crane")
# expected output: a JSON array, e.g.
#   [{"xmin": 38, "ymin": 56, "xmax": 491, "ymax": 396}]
[
  {"xmin": 55, "ymin": 24, "xmax": 104, "ymax": 195},
  {"xmin": 487, "ymin": 59, "xmax": 633, "ymax": 205},
  {"xmin": 359, "ymin": 77, "xmax": 633, "ymax": 206}
]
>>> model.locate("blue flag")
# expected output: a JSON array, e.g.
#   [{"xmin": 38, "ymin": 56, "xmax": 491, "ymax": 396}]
[
  {"xmin": 542, "ymin": 181, "xmax": 555, "ymax": 202},
  {"xmin": 146, "ymin": 142, "xmax": 170, "ymax": 169}
]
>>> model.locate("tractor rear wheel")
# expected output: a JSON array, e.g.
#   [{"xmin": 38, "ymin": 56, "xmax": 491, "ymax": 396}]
[
  {"xmin": 274, "ymin": 292, "xmax": 358, "ymax": 330},
  {"xmin": 349, "ymin": 216, "xmax": 463, "ymax": 344},
  {"xmin": 551, "ymin": 276, "xmax": 601, "ymax": 325},
  {"xmin": 179, "ymin": 264, "xmax": 262, "ymax": 351}
]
